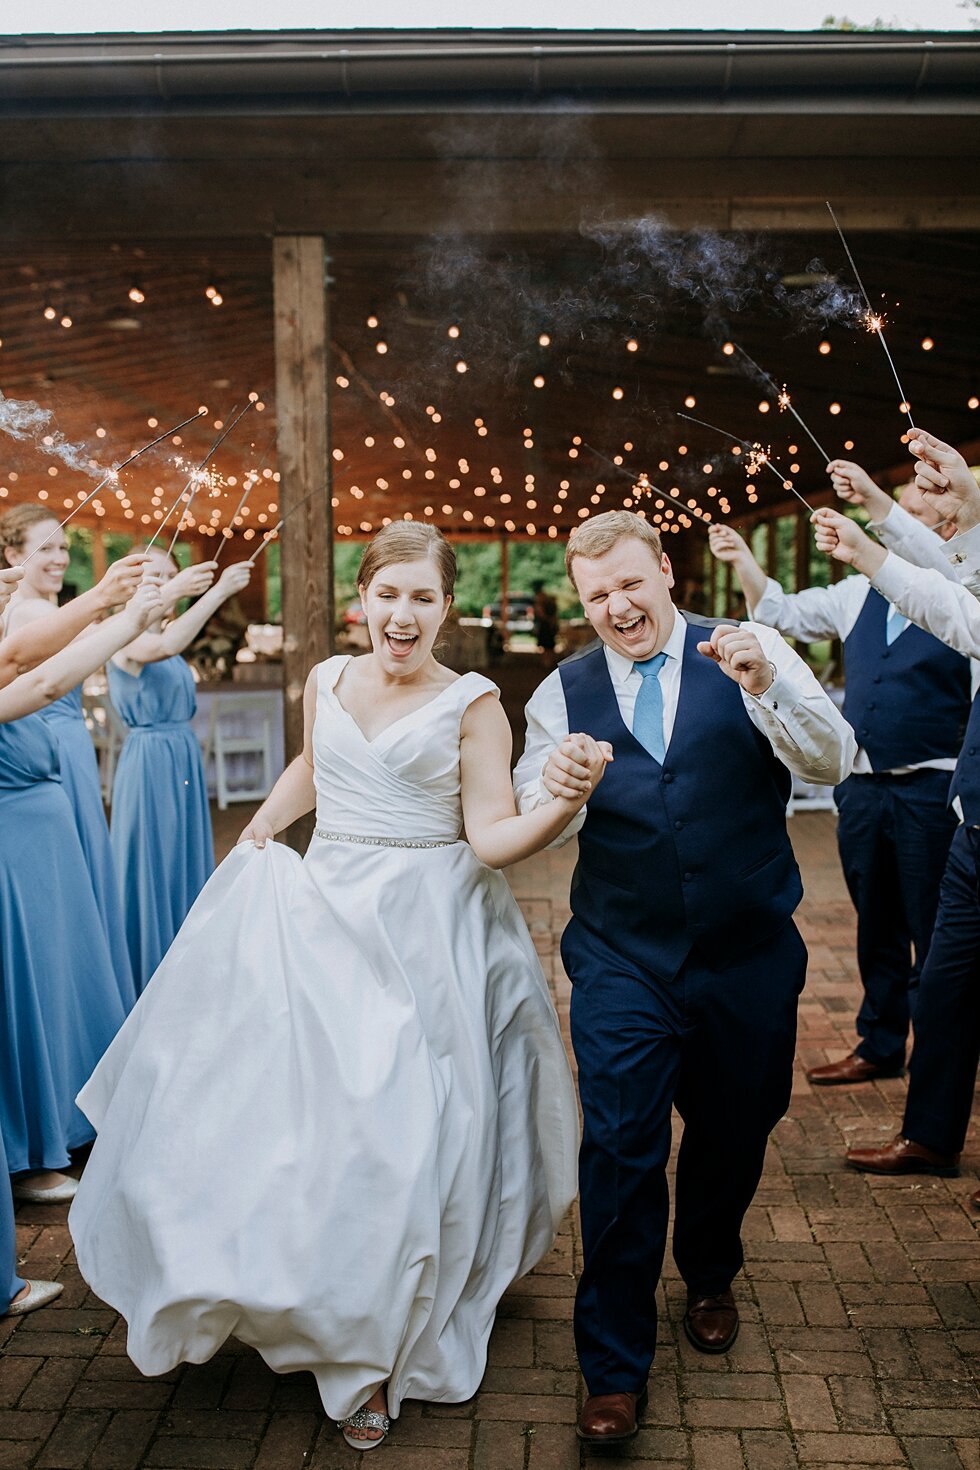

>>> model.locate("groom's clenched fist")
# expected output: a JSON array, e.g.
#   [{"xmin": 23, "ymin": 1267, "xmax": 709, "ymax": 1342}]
[
  {"xmin": 543, "ymin": 732, "xmax": 613, "ymax": 800},
  {"xmin": 697, "ymin": 624, "xmax": 774, "ymax": 697}
]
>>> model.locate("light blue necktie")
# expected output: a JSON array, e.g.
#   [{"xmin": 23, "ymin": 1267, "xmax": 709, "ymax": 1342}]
[
  {"xmin": 632, "ymin": 652, "xmax": 669, "ymax": 763},
  {"xmin": 885, "ymin": 604, "xmax": 909, "ymax": 645}
]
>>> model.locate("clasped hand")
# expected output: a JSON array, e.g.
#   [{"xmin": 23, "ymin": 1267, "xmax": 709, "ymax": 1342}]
[{"xmin": 542, "ymin": 733, "xmax": 614, "ymax": 801}]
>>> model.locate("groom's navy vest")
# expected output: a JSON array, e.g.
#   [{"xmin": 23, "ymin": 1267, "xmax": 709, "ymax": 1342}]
[
  {"xmin": 559, "ymin": 616, "xmax": 803, "ymax": 982},
  {"xmin": 949, "ymin": 693, "xmax": 980, "ymax": 826},
  {"xmin": 842, "ymin": 587, "xmax": 969, "ymax": 772}
]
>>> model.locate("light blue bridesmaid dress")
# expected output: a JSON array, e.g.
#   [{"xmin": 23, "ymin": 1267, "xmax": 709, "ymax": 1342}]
[
  {"xmin": 0, "ymin": 714, "xmax": 131, "ymax": 1174},
  {"xmin": 108, "ymin": 655, "xmax": 214, "ymax": 992},
  {"xmin": 0, "ymin": 1128, "xmax": 25, "ymax": 1314},
  {"xmin": 43, "ymin": 687, "xmax": 135, "ymax": 1011}
]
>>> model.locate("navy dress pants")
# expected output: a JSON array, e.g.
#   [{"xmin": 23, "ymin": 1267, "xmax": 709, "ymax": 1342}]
[
  {"xmin": 903, "ymin": 825, "xmax": 980, "ymax": 1157},
  {"xmin": 564, "ymin": 917, "xmax": 806, "ymax": 1394},
  {"xmin": 835, "ymin": 770, "xmax": 956, "ymax": 1069}
]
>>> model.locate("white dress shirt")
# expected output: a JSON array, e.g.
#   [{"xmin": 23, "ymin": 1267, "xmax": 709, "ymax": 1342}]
[
  {"xmin": 751, "ymin": 566, "xmax": 979, "ymax": 776},
  {"xmin": 871, "ymin": 501, "xmax": 980, "ymax": 598},
  {"xmin": 513, "ymin": 607, "xmax": 856, "ymax": 845}
]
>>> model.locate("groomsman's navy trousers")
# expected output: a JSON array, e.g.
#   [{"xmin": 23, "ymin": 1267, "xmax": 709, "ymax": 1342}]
[
  {"xmin": 903, "ymin": 825, "xmax": 980, "ymax": 1157},
  {"xmin": 564, "ymin": 917, "xmax": 806, "ymax": 1395},
  {"xmin": 834, "ymin": 770, "xmax": 957, "ymax": 1070},
  {"xmin": 835, "ymin": 770, "xmax": 956, "ymax": 1070}
]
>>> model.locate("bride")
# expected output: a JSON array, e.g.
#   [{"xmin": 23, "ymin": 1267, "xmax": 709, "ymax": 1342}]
[{"xmin": 69, "ymin": 522, "xmax": 609, "ymax": 1451}]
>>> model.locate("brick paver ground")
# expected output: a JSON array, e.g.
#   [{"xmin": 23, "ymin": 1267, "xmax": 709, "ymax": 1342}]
[{"xmin": 4, "ymin": 809, "xmax": 978, "ymax": 1469}]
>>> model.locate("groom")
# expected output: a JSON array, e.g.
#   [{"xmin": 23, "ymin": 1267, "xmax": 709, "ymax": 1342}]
[{"xmin": 514, "ymin": 511, "xmax": 855, "ymax": 1444}]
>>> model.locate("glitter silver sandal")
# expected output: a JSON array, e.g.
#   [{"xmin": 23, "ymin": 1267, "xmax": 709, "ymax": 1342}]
[{"xmin": 339, "ymin": 1407, "xmax": 391, "ymax": 1452}]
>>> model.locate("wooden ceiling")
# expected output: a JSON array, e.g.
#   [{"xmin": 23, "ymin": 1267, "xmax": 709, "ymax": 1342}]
[{"xmin": 1, "ymin": 227, "xmax": 978, "ymax": 553}]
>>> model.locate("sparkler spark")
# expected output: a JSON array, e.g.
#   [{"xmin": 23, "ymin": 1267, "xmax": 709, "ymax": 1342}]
[
  {"xmin": 827, "ymin": 202, "xmax": 914, "ymax": 428},
  {"xmin": 731, "ymin": 345, "xmax": 832, "ymax": 464},
  {"xmin": 745, "ymin": 443, "xmax": 771, "ymax": 477},
  {"xmin": 675, "ymin": 411, "xmax": 813, "ymax": 512},
  {"xmin": 583, "ymin": 444, "xmax": 710, "ymax": 525}
]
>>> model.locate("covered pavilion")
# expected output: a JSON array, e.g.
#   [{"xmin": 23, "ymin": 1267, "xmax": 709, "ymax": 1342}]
[{"xmin": 1, "ymin": 25, "xmax": 979, "ymax": 758}]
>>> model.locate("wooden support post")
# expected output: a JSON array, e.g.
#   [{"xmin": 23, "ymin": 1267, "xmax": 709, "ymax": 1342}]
[{"xmin": 273, "ymin": 235, "xmax": 332, "ymax": 851}]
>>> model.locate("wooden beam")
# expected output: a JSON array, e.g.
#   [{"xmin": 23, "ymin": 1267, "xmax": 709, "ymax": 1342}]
[
  {"xmin": 4, "ymin": 158, "xmax": 980, "ymax": 238},
  {"xmin": 273, "ymin": 235, "xmax": 332, "ymax": 852}
]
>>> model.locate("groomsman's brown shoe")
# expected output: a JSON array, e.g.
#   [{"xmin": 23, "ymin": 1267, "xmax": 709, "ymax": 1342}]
[
  {"xmin": 968, "ymin": 1187, "xmax": 980, "ymax": 1213},
  {"xmin": 683, "ymin": 1289, "xmax": 739, "ymax": 1354},
  {"xmin": 846, "ymin": 1134, "xmax": 960, "ymax": 1177},
  {"xmin": 806, "ymin": 1053, "xmax": 903, "ymax": 1085},
  {"xmin": 576, "ymin": 1388, "xmax": 647, "ymax": 1443}
]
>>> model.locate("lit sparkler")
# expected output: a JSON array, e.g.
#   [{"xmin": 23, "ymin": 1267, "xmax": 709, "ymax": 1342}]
[
  {"xmin": 583, "ymin": 444, "xmax": 710, "ymax": 524},
  {"xmin": 731, "ymin": 345, "xmax": 832, "ymax": 464},
  {"xmin": 213, "ymin": 435, "xmax": 277, "ymax": 563},
  {"xmin": 826, "ymin": 201, "xmax": 915, "ymax": 428},
  {"xmin": 676, "ymin": 411, "xmax": 813, "ymax": 512},
  {"xmin": 146, "ymin": 400, "xmax": 256, "ymax": 556},
  {"xmin": 22, "ymin": 408, "xmax": 208, "ymax": 565}
]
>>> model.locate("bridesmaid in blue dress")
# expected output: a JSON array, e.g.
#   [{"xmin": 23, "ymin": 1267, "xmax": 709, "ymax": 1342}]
[
  {"xmin": 109, "ymin": 547, "xmax": 252, "ymax": 990},
  {"xmin": 2, "ymin": 506, "xmax": 137, "ymax": 1010},
  {"xmin": 0, "ymin": 561, "xmax": 161, "ymax": 1203},
  {"xmin": 0, "ymin": 568, "xmax": 60, "ymax": 1316}
]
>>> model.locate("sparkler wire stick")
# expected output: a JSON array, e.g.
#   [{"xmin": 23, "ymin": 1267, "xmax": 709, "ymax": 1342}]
[
  {"xmin": 165, "ymin": 401, "xmax": 257, "ymax": 557},
  {"xmin": 731, "ymin": 344, "xmax": 833, "ymax": 464},
  {"xmin": 583, "ymin": 443, "xmax": 710, "ymax": 524},
  {"xmin": 144, "ymin": 401, "xmax": 253, "ymax": 555},
  {"xmin": 246, "ymin": 483, "xmax": 330, "ymax": 564},
  {"xmin": 676, "ymin": 411, "xmax": 814, "ymax": 512},
  {"xmin": 826, "ymin": 201, "xmax": 915, "ymax": 430},
  {"xmin": 213, "ymin": 434, "xmax": 276, "ymax": 563},
  {"xmin": 22, "ymin": 407, "xmax": 208, "ymax": 565}
]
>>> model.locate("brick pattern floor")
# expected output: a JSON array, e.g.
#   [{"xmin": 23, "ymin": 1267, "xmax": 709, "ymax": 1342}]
[{"xmin": 3, "ymin": 810, "xmax": 978, "ymax": 1469}]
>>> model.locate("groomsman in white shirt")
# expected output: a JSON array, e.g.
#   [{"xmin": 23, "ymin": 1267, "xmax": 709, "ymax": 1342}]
[
  {"xmin": 811, "ymin": 431, "xmax": 980, "ymax": 1204},
  {"xmin": 514, "ymin": 511, "xmax": 855, "ymax": 1445},
  {"xmin": 709, "ymin": 471, "xmax": 972, "ymax": 1088}
]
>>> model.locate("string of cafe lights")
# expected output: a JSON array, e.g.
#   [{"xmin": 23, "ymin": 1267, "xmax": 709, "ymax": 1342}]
[{"xmin": 2, "ymin": 254, "xmax": 977, "ymax": 544}]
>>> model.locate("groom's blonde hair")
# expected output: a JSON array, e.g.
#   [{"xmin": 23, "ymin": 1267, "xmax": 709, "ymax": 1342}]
[{"xmin": 565, "ymin": 512, "xmax": 663, "ymax": 588}]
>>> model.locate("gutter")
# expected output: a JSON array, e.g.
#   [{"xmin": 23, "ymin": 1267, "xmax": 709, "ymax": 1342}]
[{"xmin": 0, "ymin": 31, "xmax": 977, "ymax": 110}]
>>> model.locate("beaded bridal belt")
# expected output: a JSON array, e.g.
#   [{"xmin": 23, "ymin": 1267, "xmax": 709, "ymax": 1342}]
[{"xmin": 313, "ymin": 828, "xmax": 454, "ymax": 849}]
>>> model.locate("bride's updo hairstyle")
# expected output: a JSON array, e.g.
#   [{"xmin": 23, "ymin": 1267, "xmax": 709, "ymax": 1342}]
[{"xmin": 357, "ymin": 522, "xmax": 457, "ymax": 601}]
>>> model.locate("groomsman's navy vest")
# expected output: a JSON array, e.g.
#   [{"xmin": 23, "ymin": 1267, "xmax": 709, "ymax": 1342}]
[
  {"xmin": 949, "ymin": 695, "xmax": 980, "ymax": 826},
  {"xmin": 842, "ymin": 587, "xmax": 970, "ymax": 771},
  {"xmin": 559, "ymin": 615, "xmax": 802, "ymax": 982}
]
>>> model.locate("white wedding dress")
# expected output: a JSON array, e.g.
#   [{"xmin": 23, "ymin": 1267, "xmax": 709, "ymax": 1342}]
[{"xmin": 69, "ymin": 657, "xmax": 578, "ymax": 1420}]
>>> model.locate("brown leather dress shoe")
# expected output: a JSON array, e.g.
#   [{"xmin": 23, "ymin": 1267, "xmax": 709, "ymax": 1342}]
[
  {"xmin": 576, "ymin": 1387, "xmax": 647, "ymax": 1443},
  {"xmin": 683, "ymin": 1289, "xmax": 739, "ymax": 1354},
  {"xmin": 806, "ymin": 1052, "xmax": 903, "ymax": 1085},
  {"xmin": 846, "ymin": 1134, "xmax": 960, "ymax": 1177},
  {"xmin": 968, "ymin": 1187, "xmax": 980, "ymax": 1213}
]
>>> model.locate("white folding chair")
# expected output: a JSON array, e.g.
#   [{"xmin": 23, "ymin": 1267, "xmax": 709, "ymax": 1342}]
[
  {"xmin": 208, "ymin": 693, "xmax": 278, "ymax": 810},
  {"xmin": 83, "ymin": 692, "xmax": 128, "ymax": 805}
]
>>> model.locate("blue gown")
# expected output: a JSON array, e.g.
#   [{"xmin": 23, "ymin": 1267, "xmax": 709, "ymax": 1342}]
[
  {"xmin": 108, "ymin": 656, "xmax": 214, "ymax": 992},
  {"xmin": 43, "ymin": 688, "xmax": 135, "ymax": 1011},
  {"xmin": 0, "ymin": 714, "xmax": 131, "ymax": 1174},
  {"xmin": 0, "ymin": 1128, "xmax": 25, "ymax": 1314}
]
